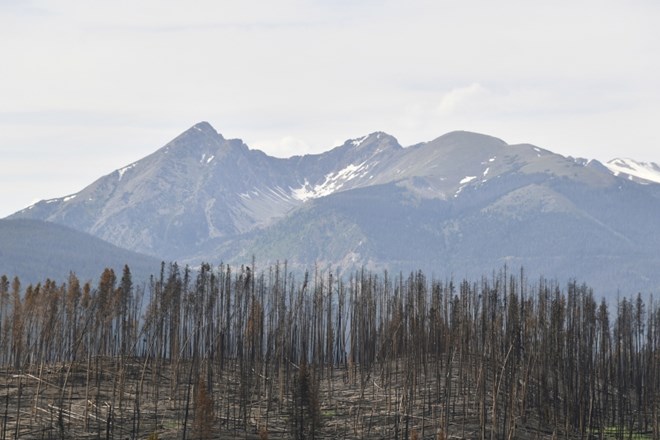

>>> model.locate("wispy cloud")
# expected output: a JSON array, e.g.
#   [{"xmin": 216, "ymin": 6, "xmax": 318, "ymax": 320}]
[{"xmin": 436, "ymin": 83, "xmax": 488, "ymax": 116}]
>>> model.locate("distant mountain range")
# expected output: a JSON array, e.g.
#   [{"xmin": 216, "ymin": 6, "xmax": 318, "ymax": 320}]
[{"xmin": 7, "ymin": 122, "xmax": 660, "ymax": 297}]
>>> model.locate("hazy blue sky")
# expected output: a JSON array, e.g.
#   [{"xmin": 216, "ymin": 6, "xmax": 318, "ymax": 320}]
[{"xmin": 2, "ymin": 0, "xmax": 659, "ymax": 217}]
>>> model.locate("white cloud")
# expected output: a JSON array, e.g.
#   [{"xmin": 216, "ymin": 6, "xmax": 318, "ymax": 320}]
[{"xmin": 436, "ymin": 83, "xmax": 488, "ymax": 116}]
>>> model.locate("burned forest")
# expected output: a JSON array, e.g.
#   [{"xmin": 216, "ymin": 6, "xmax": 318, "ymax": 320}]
[{"xmin": 0, "ymin": 263, "xmax": 658, "ymax": 439}]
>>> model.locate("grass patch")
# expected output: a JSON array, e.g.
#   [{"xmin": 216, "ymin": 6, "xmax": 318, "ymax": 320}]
[{"xmin": 597, "ymin": 426, "xmax": 652, "ymax": 439}]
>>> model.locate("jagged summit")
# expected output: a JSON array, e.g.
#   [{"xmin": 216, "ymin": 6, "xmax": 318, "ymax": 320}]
[
  {"xmin": 163, "ymin": 121, "xmax": 225, "ymax": 154},
  {"xmin": 152, "ymin": 121, "xmax": 259, "ymax": 169},
  {"xmin": 330, "ymin": 131, "xmax": 401, "ymax": 155},
  {"xmin": 345, "ymin": 131, "xmax": 399, "ymax": 148},
  {"xmin": 193, "ymin": 120, "xmax": 216, "ymax": 131},
  {"xmin": 187, "ymin": 120, "xmax": 223, "ymax": 138},
  {"xmin": 340, "ymin": 131, "xmax": 402, "ymax": 159}
]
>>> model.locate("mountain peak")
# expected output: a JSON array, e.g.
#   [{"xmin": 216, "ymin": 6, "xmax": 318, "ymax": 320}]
[
  {"xmin": 342, "ymin": 132, "xmax": 402, "ymax": 155},
  {"xmin": 411, "ymin": 131, "xmax": 507, "ymax": 167},
  {"xmin": 433, "ymin": 130, "xmax": 507, "ymax": 147},
  {"xmin": 166, "ymin": 121, "xmax": 226, "ymax": 147},
  {"xmin": 343, "ymin": 131, "xmax": 395, "ymax": 145},
  {"xmin": 187, "ymin": 121, "xmax": 224, "ymax": 138},
  {"xmin": 158, "ymin": 121, "xmax": 229, "ymax": 159}
]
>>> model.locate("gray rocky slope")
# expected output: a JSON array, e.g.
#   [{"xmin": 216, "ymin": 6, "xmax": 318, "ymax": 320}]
[{"xmin": 10, "ymin": 122, "xmax": 660, "ymax": 296}]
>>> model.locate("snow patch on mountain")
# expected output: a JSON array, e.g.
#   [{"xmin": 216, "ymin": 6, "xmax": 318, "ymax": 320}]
[
  {"xmin": 118, "ymin": 163, "xmax": 137, "ymax": 180},
  {"xmin": 453, "ymin": 176, "xmax": 479, "ymax": 198},
  {"xmin": 200, "ymin": 154, "xmax": 215, "ymax": 164},
  {"xmin": 292, "ymin": 162, "xmax": 369, "ymax": 201},
  {"xmin": 606, "ymin": 158, "xmax": 660, "ymax": 184},
  {"xmin": 351, "ymin": 135, "xmax": 368, "ymax": 147}
]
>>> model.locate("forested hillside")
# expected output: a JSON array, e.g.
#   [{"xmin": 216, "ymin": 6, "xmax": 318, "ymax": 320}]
[
  {"xmin": 0, "ymin": 219, "xmax": 161, "ymax": 285},
  {"xmin": 0, "ymin": 264, "xmax": 657, "ymax": 439}
]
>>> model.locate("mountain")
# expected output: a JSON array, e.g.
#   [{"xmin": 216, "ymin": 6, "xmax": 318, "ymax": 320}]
[
  {"xmin": 12, "ymin": 122, "xmax": 402, "ymax": 260},
  {"xmin": 215, "ymin": 133, "xmax": 660, "ymax": 295},
  {"xmin": 9, "ymin": 122, "xmax": 660, "ymax": 297},
  {"xmin": 0, "ymin": 219, "xmax": 161, "ymax": 286}
]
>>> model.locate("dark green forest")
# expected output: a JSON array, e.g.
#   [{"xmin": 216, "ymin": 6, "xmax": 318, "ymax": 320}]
[{"xmin": 0, "ymin": 263, "xmax": 658, "ymax": 439}]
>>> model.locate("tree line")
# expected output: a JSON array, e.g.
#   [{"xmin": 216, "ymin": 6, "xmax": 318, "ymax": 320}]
[{"xmin": 0, "ymin": 263, "xmax": 658, "ymax": 439}]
